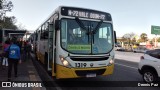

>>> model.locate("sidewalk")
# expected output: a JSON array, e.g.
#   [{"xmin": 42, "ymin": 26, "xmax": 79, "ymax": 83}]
[{"xmin": 0, "ymin": 51, "xmax": 46, "ymax": 90}]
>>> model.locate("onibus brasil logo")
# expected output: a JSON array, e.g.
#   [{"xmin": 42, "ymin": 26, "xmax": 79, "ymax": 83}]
[{"xmin": 2, "ymin": 82, "xmax": 42, "ymax": 87}]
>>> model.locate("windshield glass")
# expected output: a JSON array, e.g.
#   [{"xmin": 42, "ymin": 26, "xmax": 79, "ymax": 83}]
[{"xmin": 61, "ymin": 18, "xmax": 113, "ymax": 54}]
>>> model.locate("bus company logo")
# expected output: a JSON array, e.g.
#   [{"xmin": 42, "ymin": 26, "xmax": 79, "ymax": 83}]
[
  {"xmin": 2, "ymin": 82, "xmax": 11, "ymax": 87},
  {"xmin": 90, "ymin": 63, "xmax": 94, "ymax": 67}
]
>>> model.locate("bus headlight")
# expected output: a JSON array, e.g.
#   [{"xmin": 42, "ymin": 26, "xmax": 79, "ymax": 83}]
[
  {"xmin": 59, "ymin": 55, "xmax": 70, "ymax": 66},
  {"xmin": 108, "ymin": 59, "xmax": 114, "ymax": 66},
  {"xmin": 63, "ymin": 60, "xmax": 69, "ymax": 66}
]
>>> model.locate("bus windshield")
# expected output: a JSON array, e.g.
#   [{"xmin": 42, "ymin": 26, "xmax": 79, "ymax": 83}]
[{"xmin": 61, "ymin": 18, "xmax": 113, "ymax": 54}]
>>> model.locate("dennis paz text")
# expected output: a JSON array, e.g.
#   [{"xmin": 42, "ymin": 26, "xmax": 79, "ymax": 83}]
[{"xmin": 138, "ymin": 83, "xmax": 159, "ymax": 87}]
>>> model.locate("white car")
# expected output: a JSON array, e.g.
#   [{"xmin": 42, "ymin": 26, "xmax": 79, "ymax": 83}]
[
  {"xmin": 138, "ymin": 49, "xmax": 160, "ymax": 82},
  {"xmin": 115, "ymin": 45, "xmax": 125, "ymax": 51}
]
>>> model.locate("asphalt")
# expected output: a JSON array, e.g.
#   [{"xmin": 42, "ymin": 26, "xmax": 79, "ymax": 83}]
[{"xmin": 0, "ymin": 50, "xmax": 46, "ymax": 90}]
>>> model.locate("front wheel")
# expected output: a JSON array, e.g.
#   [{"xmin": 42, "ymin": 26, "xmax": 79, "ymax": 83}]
[{"xmin": 142, "ymin": 70, "xmax": 157, "ymax": 83}]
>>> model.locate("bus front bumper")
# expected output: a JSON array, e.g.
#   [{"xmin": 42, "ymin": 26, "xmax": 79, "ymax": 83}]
[{"xmin": 55, "ymin": 64, "xmax": 114, "ymax": 79}]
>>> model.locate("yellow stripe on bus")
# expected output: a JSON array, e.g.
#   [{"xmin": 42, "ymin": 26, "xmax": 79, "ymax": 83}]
[{"xmin": 54, "ymin": 64, "xmax": 114, "ymax": 79}]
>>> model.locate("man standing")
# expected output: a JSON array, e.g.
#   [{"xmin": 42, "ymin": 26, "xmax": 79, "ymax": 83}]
[
  {"xmin": 5, "ymin": 37, "xmax": 21, "ymax": 81},
  {"xmin": 26, "ymin": 41, "xmax": 31, "ymax": 59}
]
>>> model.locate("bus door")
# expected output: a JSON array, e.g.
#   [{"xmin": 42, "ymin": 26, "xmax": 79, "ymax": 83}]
[
  {"xmin": 36, "ymin": 31, "xmax": 41, "ymax": 60},
  {"xmin": 48, "ymin": 23, "xmax": 54, "ymax": 71}
]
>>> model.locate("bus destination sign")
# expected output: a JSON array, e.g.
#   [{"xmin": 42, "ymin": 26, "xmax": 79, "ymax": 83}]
[
  {"xmin": 68, "ymin": 10, "xmax": 105, "ymax": 20},
  {"xmin": 61, "ymin": 7, "xmax": 111, "ymax": 21}
]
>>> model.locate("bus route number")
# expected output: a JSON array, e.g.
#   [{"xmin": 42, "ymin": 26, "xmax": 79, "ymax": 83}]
[{"xmin": 75, "ymin": 63, "xmax": 87, "ymax": 68}]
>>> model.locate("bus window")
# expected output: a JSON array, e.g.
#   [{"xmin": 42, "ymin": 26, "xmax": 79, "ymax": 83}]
[
  {"xmin": 61, "ymin": 20, "xmax": 67, "ymax": 48},
  {"xmin": 61, "ymin": 19, "xmax": 113, "ymax": 54}
]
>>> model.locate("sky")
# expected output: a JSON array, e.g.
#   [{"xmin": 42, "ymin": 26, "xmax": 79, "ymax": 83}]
[{"xmin": 6, "ymin": 0, "xmax": 160, "ymax": 38}]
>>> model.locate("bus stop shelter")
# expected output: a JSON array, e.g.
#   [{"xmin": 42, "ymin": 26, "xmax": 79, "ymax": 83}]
[{"xmin": 0, "ymin": 29, "xmax": 27, "ymax": 48}]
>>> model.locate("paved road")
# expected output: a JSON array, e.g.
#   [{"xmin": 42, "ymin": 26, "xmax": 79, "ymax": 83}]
[
  {"xmin": 31, "ymin": 52, "xmax": 160, "ymax": 90},
  {"xmin": 115, "ymin": 51, "xmax": 144, "ymax": 62}
]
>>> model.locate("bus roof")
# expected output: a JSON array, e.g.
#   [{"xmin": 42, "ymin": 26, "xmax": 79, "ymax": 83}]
[{"xmin": 35, "ymin": 6, "xmax": 112, "ymax": 31}]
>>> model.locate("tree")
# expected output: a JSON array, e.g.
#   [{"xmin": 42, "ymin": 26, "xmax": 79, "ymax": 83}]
[
  {"xmin": 123, "ymin": 32, "xmax": 135, "ymax": 45},
  {"xmin": 0, "ymin": 0, "xmax": 2, "ymax": 9},
  {"xmin": 0, "ymin": 16, "xmax": 17, "ymax": 29},
  {"xmin": 0, "ymin": 0, "xmax": 13, "ymax": 20},
  {"xmin": 122, "ymin": 32, "xmax": 135, "ymax": 51},
  {"xmin": 0, "ymin": 0, "xmax": 17, "ymax": 29},
  {"xmin": 140, "ymin": 33, "xmax": 148, "ymax": 42},
  {"xmin": 131, "ymin": 37, "xmax": 136, "ymax": 44}
]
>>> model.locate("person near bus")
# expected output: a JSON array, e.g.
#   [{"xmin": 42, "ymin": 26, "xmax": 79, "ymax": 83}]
[
  {"xmin": 2, "ymin": 39, "xmax": 10, "ymax": 68},
  {"xmin": 23, "ymin": 40, "xmax": 31, "ymax": 60},
  {"xmin": 26, "ymin": 41, "xmax": 32, "ymax": 59},
  {"xmin": 68, "ymin": 29, "xmax": 76, "ymax": 44},
  {"xmin": 5, "ymin": 37, "xmax": 21, "ymax": 81},
  {"xmin": 17, "ymin": 38, "xmax": 23, "ymax": 52}
]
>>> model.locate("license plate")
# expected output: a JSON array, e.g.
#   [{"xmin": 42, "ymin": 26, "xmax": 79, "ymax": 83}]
[{"xmin": 86, "ymin": 73, "xmax": 96, "ymax": 77}]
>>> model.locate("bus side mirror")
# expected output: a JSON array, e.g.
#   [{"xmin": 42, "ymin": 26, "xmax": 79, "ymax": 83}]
[
  {"xmin": 114, "ymin": 31, "xmax": 117, "ymax": 43},
  {"xmin": 55, "ymin": 20, "xmax": 60, "ymax": 30}
]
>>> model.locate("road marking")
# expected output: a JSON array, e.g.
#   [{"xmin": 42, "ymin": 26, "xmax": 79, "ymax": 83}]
[
  {"xmin": 32, "ymin": 87, "xmax": 41, "ymax": 90},
  {"xmin": 29, "ymin": 75, "xmax": 37, "ymax": 81},
  {"xmin": 28, "ymin": 71, "xmax": 35, "ymax": 74},
  {"xmin": 115, "ymin": 63, "xmax": 138, "ymax": 70},
  {"xmin": 29, "ymin": 75, "xmax": 42, "ymax": 90}
]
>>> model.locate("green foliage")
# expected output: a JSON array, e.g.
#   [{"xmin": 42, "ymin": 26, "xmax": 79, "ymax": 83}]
[
  {"xmin": 131, "ymin": 37, "xmax": 136, "ymax": 44},
  {"xmin": 157, "ymin": 37, "xmax": 160, "ymax": 42},
  {"xmin": 0, "ymin": 0, "xmax": 17, "ymax": 29},
  {"xmin": 150, "ymin": 41, "xmax": 153, "ymax": 45},
  {"xmin": 0, "ymin": 0, "xmax": 13, "ymax": 10},
  {"xmin": 140, "ymin": 33, "xmax": 148, "ymax": 42},
  {"xmin": 122, "ymin": 32, "xmax": 135, "ymax": 45},
  {"xmin": 0, "ymin": 16, "xmax": 17, "ymax": 29}
]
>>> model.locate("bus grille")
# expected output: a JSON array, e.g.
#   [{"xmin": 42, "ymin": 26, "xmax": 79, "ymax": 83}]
[
  {"xmin": 75, "ymin": 69, "xmax": 106, "ymax": 76},
  {"xmin": 70, "ymin": 57, "xmax": 109, "ymax": 61}
]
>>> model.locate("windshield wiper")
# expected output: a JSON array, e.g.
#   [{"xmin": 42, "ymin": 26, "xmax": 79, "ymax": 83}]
[
  {"xmin": 75, "ymin": 17, "xmax": 91, "ymax": 44},
  {"xmin": 87, "ymin": 24, "xmax": 90, "ymax": 44},
  {"xmin": 93, "ymin": 20, "xmax": 103, "ymax": 34},
  {"xmin": 91, "ymin": 20, "xmax": 103, "ymax": 44},
  {"xmin": 75, "ymin": 17, "xmax": 87, "ymax": 30}
]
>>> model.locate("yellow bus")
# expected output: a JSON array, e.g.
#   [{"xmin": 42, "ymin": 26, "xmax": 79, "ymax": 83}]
[{"xmin": 33, "ymin": 6, "xmax": 116, "ymax": 79}]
